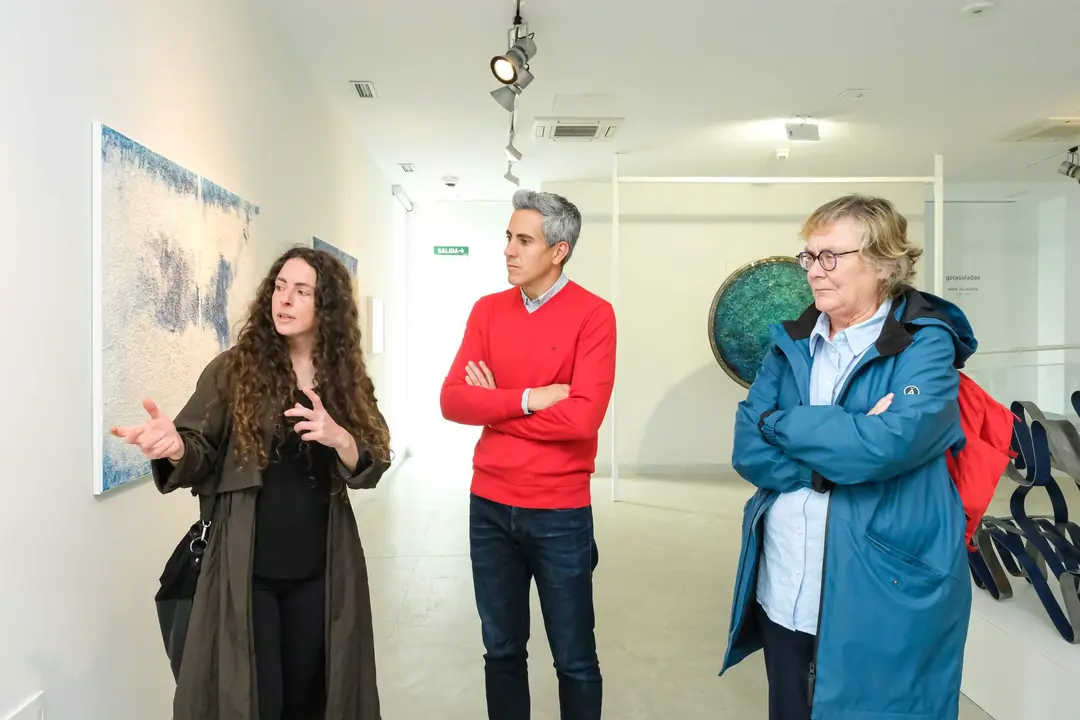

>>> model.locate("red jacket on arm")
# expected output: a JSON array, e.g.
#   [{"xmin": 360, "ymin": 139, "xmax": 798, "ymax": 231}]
[
  {"xmin": 944, "ymin": 372, "xmax": 1017, "ymax": 550},
  {"xmin": 440, "ymin": 280, "xmax": 617, "ymax": 509}
]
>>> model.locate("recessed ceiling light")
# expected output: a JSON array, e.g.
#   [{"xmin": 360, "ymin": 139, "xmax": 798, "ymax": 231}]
[
  {"xmin": 838, "ymin": 88, "xmax": 872, "ymax": 101},
  {"xmin": 962, "ymin": 1, "xmax": 994, "ymax": 16}
]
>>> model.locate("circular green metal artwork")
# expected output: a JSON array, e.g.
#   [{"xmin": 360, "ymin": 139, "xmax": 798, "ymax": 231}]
[{"xmin": 708, "ymin": 256, "xmax": 814, "ymax": 388}]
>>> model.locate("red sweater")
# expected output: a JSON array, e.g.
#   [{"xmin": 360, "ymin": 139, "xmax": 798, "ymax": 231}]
[{"xmin": 440, "ymin": 280, "xmax": 617, "ymax": 509}]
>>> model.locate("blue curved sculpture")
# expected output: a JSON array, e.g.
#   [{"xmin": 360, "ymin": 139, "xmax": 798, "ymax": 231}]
[{"xmin": 708, "ymin": 256, "xmax": 813, "ymax": 388}]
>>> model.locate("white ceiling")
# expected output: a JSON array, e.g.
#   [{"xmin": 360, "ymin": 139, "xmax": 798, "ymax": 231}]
[{"xmin": 263, "ymin": 0, "xmax": 1080, "ymax": 202}]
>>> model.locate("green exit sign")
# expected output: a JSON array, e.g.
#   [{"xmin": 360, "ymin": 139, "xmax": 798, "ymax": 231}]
[{"xmin": 434, "ymin": 245, "xmax": 469, "ymax": 256}]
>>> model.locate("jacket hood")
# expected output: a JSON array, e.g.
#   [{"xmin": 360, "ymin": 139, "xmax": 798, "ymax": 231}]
[
  {"xmin": 895, "ymin": 287, "xmax": 977, "ymax": 368},
  {"xmin": 781, "ymin": 285, "xmax": 978, "ymax": 369}
]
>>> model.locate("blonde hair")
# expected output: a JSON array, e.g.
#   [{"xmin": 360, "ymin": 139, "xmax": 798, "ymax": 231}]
[{"xmin": 801, "ymin": 194, "xmax": 922, "ymax": 298}]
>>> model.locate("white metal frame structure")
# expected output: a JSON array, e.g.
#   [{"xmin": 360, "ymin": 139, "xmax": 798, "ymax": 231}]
[{"xmin": 608, "ymin": 153, "xmax": 946, "ymax": 502}]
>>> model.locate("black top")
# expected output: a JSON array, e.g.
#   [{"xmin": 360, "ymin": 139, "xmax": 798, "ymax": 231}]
[{"xmin": 253, "ymin": 392, "xmax": 333, "ymax": 580}]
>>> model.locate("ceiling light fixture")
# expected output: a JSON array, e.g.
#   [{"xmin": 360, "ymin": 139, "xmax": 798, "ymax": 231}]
[
  {"xmin": 505, "ymin": 108, "xmax": 522, "ymax": 164},
  {"xmin": 504, "ymin": 162, "xmax": 520, "ymax": 187},
  {"xmin": 490, "ymin": 85, "xmax": 520, "ymax": 113},
  {"xmin": 1058, "ymin": 146, "xmax": 1080, "ymax": 183},
  {"xmin": 491, "ymin": 36, "xmax": 537, "ymax": 85},
  {"xmin": 490, "ymin": 0, "xmax": 536, "ymax": 113},
  {"xmin": 505, "ymin": 137, "xmax": 522, "ymax": 163},
  {"xmin": 785, "ymin": 118, "xmax": 820, "ymax": 142}
]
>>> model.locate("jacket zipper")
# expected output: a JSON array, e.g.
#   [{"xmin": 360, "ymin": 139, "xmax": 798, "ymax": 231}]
[
  {"xmin": 772, "ymin": 337, "xmax": 828, "ymax": 707},
  {"xmin": 807, "ymin": 499, "xmax": 830, "ymax": 706},
  {"xmin": 806, "ymin": 349, "xmax": 880, "ymax": 709}
]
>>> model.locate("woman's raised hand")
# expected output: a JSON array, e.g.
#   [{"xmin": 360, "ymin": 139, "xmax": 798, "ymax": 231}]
[
  {"xmin": 111, "ymin": 398, "xmax": 185, "ymax": 461},
  {"xmin": 867, "ymin": 393, "xmax": 894, "ymax": 417},
  {"xmin": 284, "ymin": 388, "xmax": 351, "ymax": 450}
]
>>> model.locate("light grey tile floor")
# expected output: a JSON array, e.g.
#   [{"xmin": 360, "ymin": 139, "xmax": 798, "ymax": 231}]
[{"xmin": 354, "ymin": 456, "xmax": 993, "ymax": 719}]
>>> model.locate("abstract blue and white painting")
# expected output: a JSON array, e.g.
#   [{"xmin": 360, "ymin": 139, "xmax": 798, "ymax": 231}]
[
  {"xmin": 313, "ymin": 236, "xmax": 359, "ymax": 277},
  {"xmin": 92, "ymin": 124, "xmax": 261, "ymax": 494}
]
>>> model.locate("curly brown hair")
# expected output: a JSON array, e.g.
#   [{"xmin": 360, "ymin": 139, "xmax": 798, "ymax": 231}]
[{"xmin": 224, "ymin": 246, "xmax": 390, "ymax": 471}]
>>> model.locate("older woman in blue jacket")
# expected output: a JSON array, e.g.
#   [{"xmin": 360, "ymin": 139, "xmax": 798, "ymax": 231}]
[{"xmin": 720, "ymin": 194, "xmax": 976, "ymax": 720}]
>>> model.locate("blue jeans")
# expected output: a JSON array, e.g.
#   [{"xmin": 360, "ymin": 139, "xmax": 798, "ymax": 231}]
[{"xmin": 469, "ymin": 493, "xmax": 602, "ymax": 720}]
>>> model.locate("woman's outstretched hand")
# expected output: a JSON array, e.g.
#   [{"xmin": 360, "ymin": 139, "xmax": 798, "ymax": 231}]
[
  {"xmin": 285, "ymin": 388, "xmax": 351, "ymax": 450},
  {"xmin": 111, "ymin": 398, "xmax": 185, "ymax": 461},
  {"xmin": 868, "ymin": 393, "xmax": 894, "ymax": 416}
]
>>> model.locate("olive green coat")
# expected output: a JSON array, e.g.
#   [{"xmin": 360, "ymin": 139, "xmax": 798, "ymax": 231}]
[{"xmin": 152, "ymin": 351, "xmax": 388, "ymax": 719}]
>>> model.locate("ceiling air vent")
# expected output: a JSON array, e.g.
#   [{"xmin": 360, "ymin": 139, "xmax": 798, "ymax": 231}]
[
  {"xmin": 532, "ymin": 117, "xmax": 622, "ymax": 142},
  {"xmin": 351, "ymin": 81, "xmax": 377, "ymax": 99},
  {"xmin": 398, "ymin": 163, "xmax": 416, "ymax": 173},
  {"xmin": 1001, "ymin": 117, "xmax": 1080, "ymax": 142}
]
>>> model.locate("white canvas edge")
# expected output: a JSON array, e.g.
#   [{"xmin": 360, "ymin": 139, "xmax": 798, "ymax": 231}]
[
  {"xmin": 91, "ymin": 122, "xmax": 105, "ymax": 496},
  {"xmin": 91, "ymin": 122, "xmax": 154, "ymax": 496}
]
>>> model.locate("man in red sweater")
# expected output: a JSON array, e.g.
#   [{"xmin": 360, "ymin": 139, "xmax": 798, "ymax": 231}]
[{"xmin": 441, "ymin": 189, "xmax": 616, "ymax": 720}]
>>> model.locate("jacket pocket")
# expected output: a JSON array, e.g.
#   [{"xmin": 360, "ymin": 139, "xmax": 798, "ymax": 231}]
[
  {"xmin": 865, "ymin": 464, "xmax": 965, "ymax": 579},
  {"xmin": 864, "ymin": 532, "xmax": 949, "ymax": 590}
]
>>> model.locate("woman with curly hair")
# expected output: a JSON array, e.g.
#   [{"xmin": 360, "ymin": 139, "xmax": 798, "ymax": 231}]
[{"xmin": 113, "ymin": 246, "xmax": 391, "ymax": 719}]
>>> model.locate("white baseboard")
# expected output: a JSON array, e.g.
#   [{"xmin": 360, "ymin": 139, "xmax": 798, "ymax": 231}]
[{"xmin": 2, "ymin": 692, "xmax": 44, "ymax": 720}]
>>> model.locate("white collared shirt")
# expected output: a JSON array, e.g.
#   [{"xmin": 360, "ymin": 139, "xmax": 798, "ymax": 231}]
[
  {"xmin": 756, "ymin": 300, "xmax": 890, "ymax": 634},
  {"xmin": 521, "ymin": 272, "xmax": 569, "ymax": 313},
  {"xmin": 519, "ymin": 273, "xmax": 570, "ymax": 414}
]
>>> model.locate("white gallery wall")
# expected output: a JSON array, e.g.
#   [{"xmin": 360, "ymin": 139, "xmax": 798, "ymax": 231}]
[
  {"xmin": 935, "ymin": 183, "xmax": 1080, "ymax": 418},
  {"xmin": 406, "ymin": 201, "xmax": 512, "ymax": 461},
  {"xmin": 934, "ymin": 182, "xmax": 1080, "ymax": 720},
  {"xmin": 543, "ymin": 180, "xmax": 927, "ymax": 478},
  {"xmin": 0, "ymin": 1, "xmax": 398, "ymax": 718}
]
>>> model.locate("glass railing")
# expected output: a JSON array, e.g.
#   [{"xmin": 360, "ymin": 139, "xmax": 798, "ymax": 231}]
[{"xmin": 962, "ymin": 345, "xmax": 1080, "ymax": 422}]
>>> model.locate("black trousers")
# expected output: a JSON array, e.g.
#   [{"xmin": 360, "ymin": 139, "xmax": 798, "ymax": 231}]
[
  {"xmin": 758, "ymin": 605, "xmax": 815, "ymax": 720},
  {"xmin": 252, "ymin": 574, "xmax": 327, "ymax": 720}
]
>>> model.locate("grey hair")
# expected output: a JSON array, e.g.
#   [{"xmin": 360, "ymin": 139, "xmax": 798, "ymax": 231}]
[
  {"xmin": 802, "ymin": 194, "xmax": 922, "ymax": 299},
  {"xmin": 512, "ymin": 189, "xmax": 582, "ymax": 264}
]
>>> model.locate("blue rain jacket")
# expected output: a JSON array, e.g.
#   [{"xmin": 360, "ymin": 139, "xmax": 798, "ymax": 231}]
[{"xmin": 720, "ymin": 288, "xmax": 975, "ymax": 720}]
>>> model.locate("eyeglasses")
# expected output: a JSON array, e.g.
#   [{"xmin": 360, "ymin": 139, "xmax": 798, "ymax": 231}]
[{"xmin": 796, "ymin": 249, "xmax": 858, "ymax": 272}]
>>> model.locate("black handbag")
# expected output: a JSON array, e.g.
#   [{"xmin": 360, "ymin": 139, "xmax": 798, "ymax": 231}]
[{"xmin": 154, "ymin": 428, "xmax": 230, "ymax": 681}]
